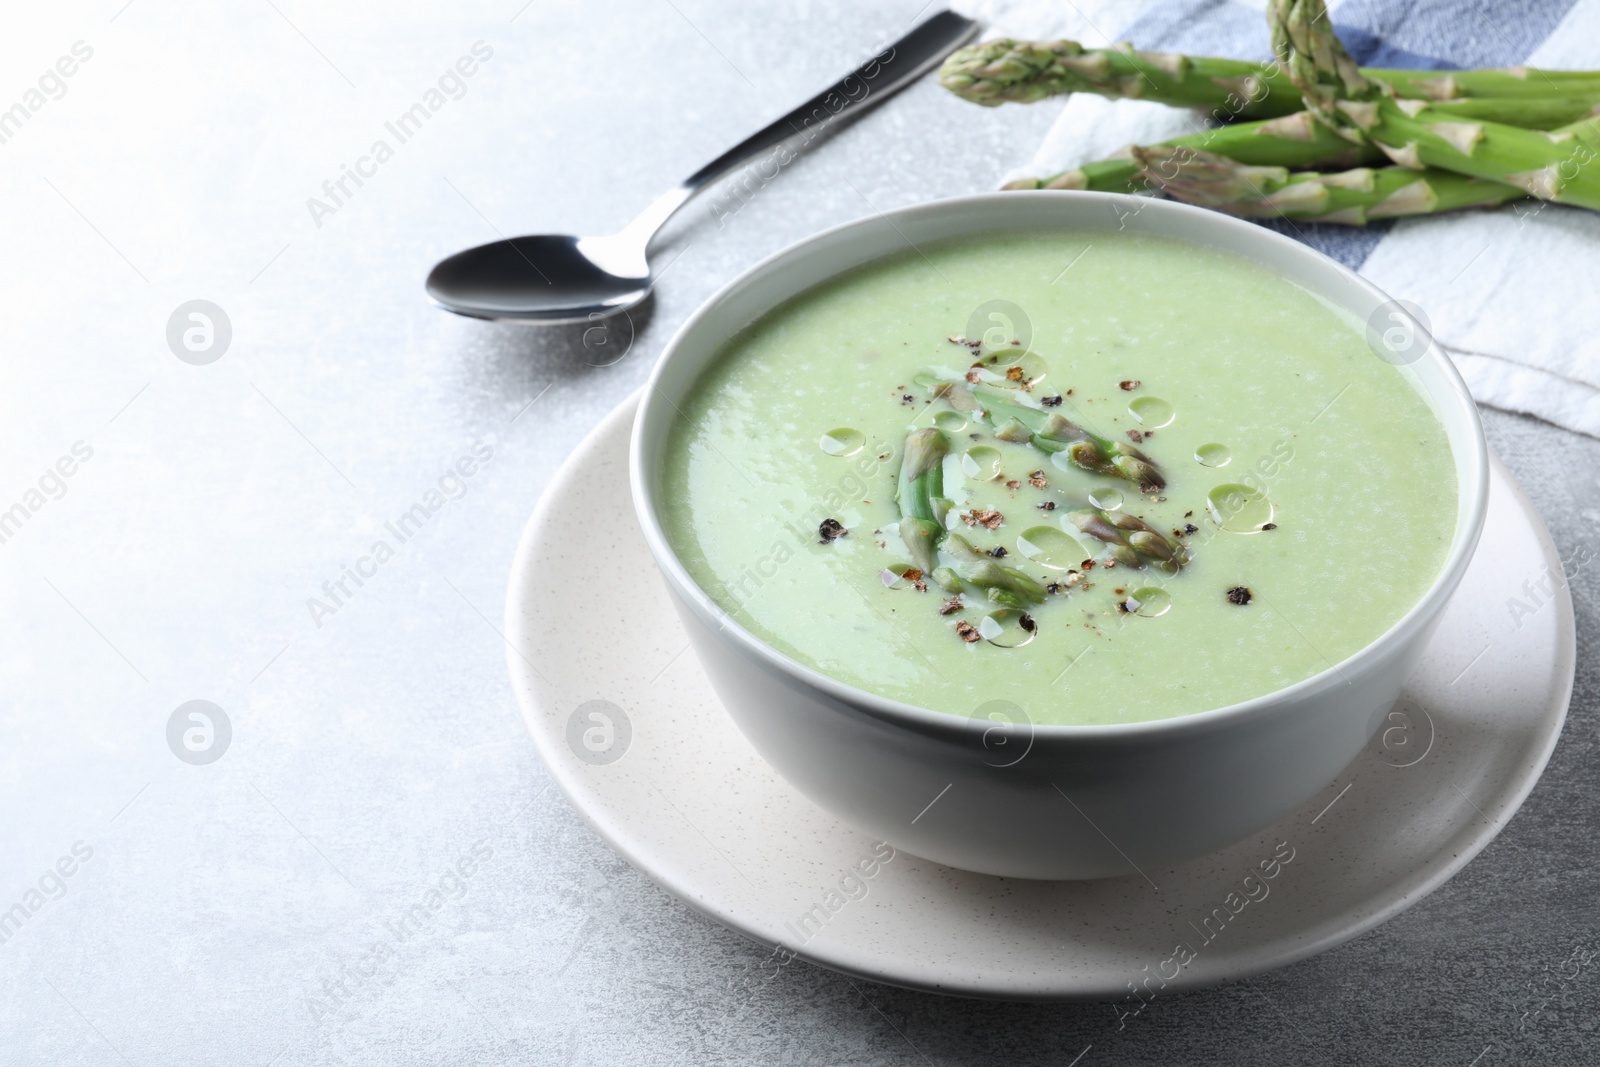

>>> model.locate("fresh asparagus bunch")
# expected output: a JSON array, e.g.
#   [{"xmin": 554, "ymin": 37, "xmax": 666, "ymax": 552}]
[
  {"xmin": 1133, "ymin": 146, "xmax": 1525, "ymax": 222},
  {"xmin": 942, "ymin": 10, "xmax": 1600, "ymax": 224},
  {"xmin": 1268, "ymin": 0, "xmax": 1600, "ymax": 210},
  {"xmin": 940, "ymin": 37, "xmax": 1600, "ymax": 114}
]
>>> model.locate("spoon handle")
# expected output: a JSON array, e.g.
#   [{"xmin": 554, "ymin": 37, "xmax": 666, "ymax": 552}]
[{"xmin": 620, "ymin": 10, "xmax": 980, "ymax": 244}]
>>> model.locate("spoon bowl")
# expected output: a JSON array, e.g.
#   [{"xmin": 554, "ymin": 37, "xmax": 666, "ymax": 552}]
[{"xmin": 426, "ymin": 234, "xmax": 651, "ymax": 324}]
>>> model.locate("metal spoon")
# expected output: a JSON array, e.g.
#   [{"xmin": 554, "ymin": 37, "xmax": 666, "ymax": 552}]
[{"xmin": 425, "ymin": 10, "xmax": 978, "ymax": 324}]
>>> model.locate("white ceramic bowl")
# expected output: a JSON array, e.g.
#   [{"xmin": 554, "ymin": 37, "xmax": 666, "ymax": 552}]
[{"xmin": 631, "ymin": 191, "xmax": 1488, "ymax": 880}]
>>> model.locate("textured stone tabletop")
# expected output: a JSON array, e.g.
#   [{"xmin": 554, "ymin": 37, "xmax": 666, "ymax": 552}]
[{"xmin": 1, "ymin": 1, "xmax": 1596, "ymax": 1064}]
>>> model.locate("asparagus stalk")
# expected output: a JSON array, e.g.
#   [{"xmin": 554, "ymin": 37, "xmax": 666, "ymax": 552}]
[
  {"xmin": 1133, "ymin": 146, "xmax": 1526, "ymax": 222},
  {"xmin": 1005, "ymin": 110, "xmax": 1378, "ymax": 192},
  {"xmin": 1004, "ymin": 97, "xmax": 1600, "ymax": 191},
  {"xmin": 1417, "ymin": 96, "xmax": 1600, "ymax": 129},
  {"xmin": 940, "ymin": 36, "xmax": 1600, "ymax": 114},
  {"xmin": 940, "ymin": 38, "xmax": 1307, "ymax": 115},
  {"xmin": 1069, "ymin": 509, "xmax": 1188, "ymax": 573},
  {"xmin": 1270, "ymin": 0, "xmax": 1600, "ymax": 210},
  {"xmin": 895, "ymin": 428, "xmax": 950, "ymax": 575},
  {"xmin": 1562, "ymin": 114, "xmax": 1600, "ymax": 150}
]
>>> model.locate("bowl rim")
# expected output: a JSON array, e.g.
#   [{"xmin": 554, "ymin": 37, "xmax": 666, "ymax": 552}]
[{"xmin": 630, "ymin": 190, "xmax": 1490, "ymax": 742}]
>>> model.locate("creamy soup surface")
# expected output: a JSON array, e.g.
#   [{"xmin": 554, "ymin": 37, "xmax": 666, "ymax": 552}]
[{"xmin": 661, "ymin": 230, "xmax": 1456, "ymax": 725}]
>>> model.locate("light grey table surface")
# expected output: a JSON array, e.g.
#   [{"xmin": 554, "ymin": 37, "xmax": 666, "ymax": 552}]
[{"xmin": 2, "ymin": 1, "xmax": 1597, "ymax": 1064}]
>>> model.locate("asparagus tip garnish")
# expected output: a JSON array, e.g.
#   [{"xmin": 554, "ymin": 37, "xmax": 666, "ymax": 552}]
[
  {"xmin": 947, "ymin": 381, "xmax": 1167, "ymax": 491},
  {"xmin": 901, "ymin": 427, "xmax": 947, "ymax": 483},
  {"xmin": 895, "ymin": 428, "xmax": 950, "ymax": 575},
  {"xmin": 1069, "ymin": 508, "xmax": 1187, "ymax": 572}
]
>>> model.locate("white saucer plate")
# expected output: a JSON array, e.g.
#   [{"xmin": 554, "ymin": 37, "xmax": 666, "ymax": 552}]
[{"xmin": 505, "ymin": 394, "xmax": 1574, "ymax": 1000}]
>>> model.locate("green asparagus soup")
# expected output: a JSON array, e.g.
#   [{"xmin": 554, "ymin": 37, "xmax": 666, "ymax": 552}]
[{"xmin": 661, "ymin": 230, "xmax": 1455, "ymax": 725}]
